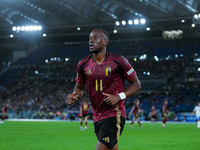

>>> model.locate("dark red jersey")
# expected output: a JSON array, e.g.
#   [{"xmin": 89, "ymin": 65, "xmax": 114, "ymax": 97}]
[
  {"xmin": 76, "ymin": 52, "xmax": 136, "ymax": 122},
  {"xmin": 2, "ymin": 105, "xmax": 8, "ymax": 113},
  {"xmin": 81, "ymin": 102, "xmax": 89, "ymax": 115},
  {"xmin": 151, "ymin": 109, "xmax": 156, "ymax": 116},
  {"xmin": 163, "ymin": 105, "xmax": 167, "ymax": 113},
  {"xmin": 134, "ymin": 105, "xmax": 139, "ymax": 115}
]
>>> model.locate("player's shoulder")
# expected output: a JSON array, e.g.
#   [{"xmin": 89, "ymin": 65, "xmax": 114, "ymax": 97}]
[
  {"xmin": 108, "ymin": 52, "xmax": 129, "ymax": 65},
  {"xmin": 108, "ymin": 52, "xmax": 125, "ymax": 60},
  {"xmin": 78, "ymin": 54, "xmax": 92, "ymax": 65}
]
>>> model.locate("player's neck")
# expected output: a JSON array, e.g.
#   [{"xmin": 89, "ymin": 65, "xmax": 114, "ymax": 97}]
[{"xmin": 93, "ymin": 50, "xmax": 106, "ymax": 65}]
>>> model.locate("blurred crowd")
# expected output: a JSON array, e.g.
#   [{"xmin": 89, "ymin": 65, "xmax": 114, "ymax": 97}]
[
  {"xmin": 1, "ymin": 38, "xmax": 200, "ymax": 120},
  {"xmin": 0, "ymin": 77, "xmax": 91, "ymax": 119},
  {"xmin": 0, "ymin": 57, "xmax": 199, "ymax": 120}
]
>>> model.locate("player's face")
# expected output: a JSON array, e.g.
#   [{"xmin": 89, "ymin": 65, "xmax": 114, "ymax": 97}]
[
  {"xmin": 165, "ymin": 101, "xmax": 168, "ymax": 105},
  {"xmin": 89, "ymin": 30, "xmax": 106, "ymax": 54},
  {"xmin": 152, "ymin": 106, "xmax": 155, "ymax": 109},
  {"xmin": 198, "ymin": 103, "xmax": 200, "ymax": 107}
]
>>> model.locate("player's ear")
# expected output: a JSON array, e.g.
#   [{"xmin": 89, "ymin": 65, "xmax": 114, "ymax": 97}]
[{"xmin": 103, "ymin": 39, "xmax": 108, "ymax": 46}]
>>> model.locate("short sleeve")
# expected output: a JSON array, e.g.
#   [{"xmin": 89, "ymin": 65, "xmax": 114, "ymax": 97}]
[
  {"xmin": 194, "ymin": 106, "xmax": 197, "ymax": 111},
  {"xmin": 75, "ymin": 61, "xmax": 86, "ymax": 84},
  {"xmin": 120, "ymin": 56, "xmax": 136, "ymax": 81}
]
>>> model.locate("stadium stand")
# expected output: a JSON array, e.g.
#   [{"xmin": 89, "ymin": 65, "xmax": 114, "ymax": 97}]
[{"xmin": 1, "ymin": 38, "xmax": 200, "ymax": 121}]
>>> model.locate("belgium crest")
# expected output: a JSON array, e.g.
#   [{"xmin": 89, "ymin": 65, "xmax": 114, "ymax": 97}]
[{"xmin": 105, "ymin": 66, "xmax": 111, "ymax": 76}]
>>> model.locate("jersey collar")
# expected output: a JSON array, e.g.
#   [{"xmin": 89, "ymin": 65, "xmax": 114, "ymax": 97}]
[{"xmin": 92, "ymin": 52, "xmax": 109, "ymax": 63}]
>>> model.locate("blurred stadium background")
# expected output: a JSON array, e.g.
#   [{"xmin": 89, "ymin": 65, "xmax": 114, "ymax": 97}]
[{"xmin": 0, "ymin": 0, "xmax": 200, "ymax": 122}]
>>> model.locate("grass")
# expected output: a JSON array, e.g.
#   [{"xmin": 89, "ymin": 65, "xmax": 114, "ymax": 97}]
[{"xmin": 0, "ymin": 121, "xmax": 199, "ymax": 150}]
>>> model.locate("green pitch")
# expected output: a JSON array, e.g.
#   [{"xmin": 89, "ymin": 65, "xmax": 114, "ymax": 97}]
[{"xmin": 0, "ymin": 121, "xmax": 199, "ymax": 150}]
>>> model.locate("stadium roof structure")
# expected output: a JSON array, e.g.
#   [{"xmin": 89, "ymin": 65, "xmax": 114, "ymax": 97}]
[{"xmin": 0, "ymin": 0, "xmax": 200, "ymax": 42}]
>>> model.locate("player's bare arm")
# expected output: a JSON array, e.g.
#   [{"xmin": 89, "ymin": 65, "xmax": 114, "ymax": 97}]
[
  {"xmin": 139, "ymin": 108, "xmax": 143, "ymax": 113},
  {"xmin": 124, "ymin": 75, "xmax": 141, "ymax": 98},
  {"xmin": 103, "ymin": 75, "xmax": 141, "ymax": 106},
  {"xmin": 129, "ymin": 106, "xmax": 135, "ymax": 115},
  {"xmin": 9, "ymin": 106, "xmax": 15, "ymax": 110},
  {"xmin": 2, "ymin": 108, "xmax": 5, "ymax": 114},
  {"xmin": 191, "ymin": 111, "xmax": 195, "ymax": 116},
  {"xmin": 80, "ymin": 106, "xmax": 82, "ymax": 117},
  {"xmin": 66, "ymin": 82, "xmax": 86, "ymax": 105}
]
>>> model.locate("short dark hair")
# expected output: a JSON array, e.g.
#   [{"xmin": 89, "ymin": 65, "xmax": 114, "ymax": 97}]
[{"xmin": 92, "ymin": 28, "xmax": 109, "ymax": 41}]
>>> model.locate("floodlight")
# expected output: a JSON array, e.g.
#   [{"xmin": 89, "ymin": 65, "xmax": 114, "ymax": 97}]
[
  {"xmin": 194, "ymin": 14, "xmax": 198, "ymax": 19},
  {"xmin": 35, "ymin": 70, "xmax": 39, "ymax": 74},
  {"xmin": 128, "ymin": 20, "xmax": 133, "ymax": 25},
  {"xmin": 17, "ymin": 26, "xmax": 21, "ymax": 31},
  {"xmin": 37, "ymin": 26, "xmax": 42, "ymax": 30},
  {"xmin": 122, "ymin": 20, "xmax": 126, "ymax": 25},
  {"xmin": 12, "ymin": 26, "xmax": 16, "ymax": 31},
  {"xmin": 29, "ymin": 26, "xmax": 33, "ymax": 31},
  {"xmin": 33, "ymin": 26, "xmax": 37, "ymax": 31},
  {"xmin": 146, "ymin": 27, "xmax": 150, "ymax": 31},
  {"xmin": 21, "ymin": 26, "xmax": 25, "ymax": 31},
  {"xmin": 140, "ymin": 18, "xmax": 145, "ymax": 24},
  {"xmin": 154, "ymin": 55, "xmax": 159, "ymax": 61},
  {"xmin": 134, "ymin": 19, "xmax": 139, "ymax": 25},
  {"xmin": 115, "ymin": 21, "xmax": 120, "ymax": 26},
  {"xmin": 25, "ymin": 26, "xmax": 30, "ymax": 31}
]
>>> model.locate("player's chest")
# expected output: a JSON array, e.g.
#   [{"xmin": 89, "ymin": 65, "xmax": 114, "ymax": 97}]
[{"xmin": 83, "ymin": 60, "xmax": 118, "ymax": 80}]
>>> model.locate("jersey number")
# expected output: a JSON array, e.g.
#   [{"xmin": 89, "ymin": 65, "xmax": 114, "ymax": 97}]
[{"xmin": 95, "ymin": 79, "xmax": 102, "ymax": 91}]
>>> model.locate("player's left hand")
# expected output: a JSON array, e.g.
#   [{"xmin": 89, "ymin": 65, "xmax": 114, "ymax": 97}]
[{"xmin": 102, "ymin": 92, "xmax": 121, "ymax": 106}]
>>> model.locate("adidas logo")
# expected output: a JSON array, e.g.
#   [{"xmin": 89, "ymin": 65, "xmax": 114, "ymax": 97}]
[
  {"xmin": 102, "ymin": 137, "xmax": 110, "ymax": 143},
  {"xmin": 85, "ymin": 69, "xmax": 92, "ymax": 74}
]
